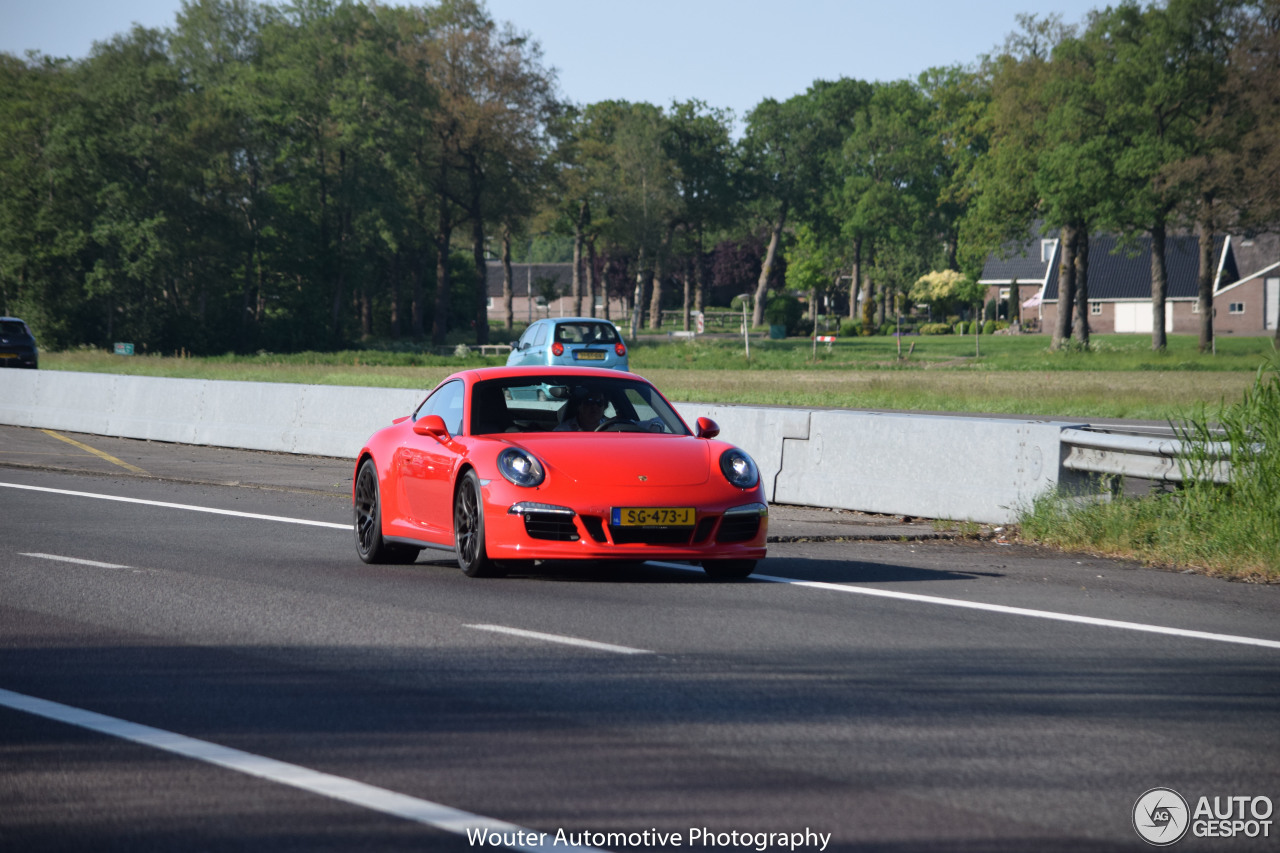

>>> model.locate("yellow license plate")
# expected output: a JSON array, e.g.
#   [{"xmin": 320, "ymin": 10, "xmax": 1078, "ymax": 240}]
[
  {"xmin": 0, "ymin": 353, "xmax": 16, "ymax": 359},
  {"xmin": 613, "ymin": 507, "xmax": 695, "ymax": 527},
  {"xmin": 574, "ymin": 350, "xmax": 605, "ymax": 360}
]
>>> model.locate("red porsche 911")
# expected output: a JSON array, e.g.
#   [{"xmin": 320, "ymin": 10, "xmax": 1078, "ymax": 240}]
[{"xmin": 353, "ymin": 366, "xmax": 767, "ymax": 578}]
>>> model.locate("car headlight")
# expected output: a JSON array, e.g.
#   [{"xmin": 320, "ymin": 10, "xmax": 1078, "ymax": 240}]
[
  {"xmin": 719, "ymin": 448, "xmax": 759, "ymax": 489},
  {"xmin": 498, "ymin": 447, "xmax": 545, "ymax": 487}
]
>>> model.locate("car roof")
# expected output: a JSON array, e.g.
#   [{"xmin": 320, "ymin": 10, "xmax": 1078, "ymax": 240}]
[
  {"xmin": 539, "ymin": 317, "xmax": 619, "ymax": 326},
  {"xmin": 446, "ymin": 365, "xmax": 649, "ymax": 385}
]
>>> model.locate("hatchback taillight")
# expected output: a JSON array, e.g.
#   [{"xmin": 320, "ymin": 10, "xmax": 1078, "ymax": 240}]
[
  {"xmin": 615, "ymin": 343, "xmax": 626, "ymax": 356},
  {"xmin": 551, "ymin": 342, "xmax": 564, "ymax": 356}
]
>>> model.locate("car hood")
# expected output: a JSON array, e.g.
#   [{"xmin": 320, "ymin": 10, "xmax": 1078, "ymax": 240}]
[{"xmin": 505, "ymin": 434, "xmax": 715, "ymax": 487}]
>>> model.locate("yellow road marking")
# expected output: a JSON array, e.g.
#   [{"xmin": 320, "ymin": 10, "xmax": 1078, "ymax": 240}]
[{"xmin": 40, "ymin": 430, "xmax": 150, "ymax": 476}]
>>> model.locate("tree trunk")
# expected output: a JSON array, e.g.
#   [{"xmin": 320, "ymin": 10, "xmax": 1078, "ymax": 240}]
[
  {"xmin": 572, "ymin": 202, "xmax": 586, "ymax": 316},
  {"xmin": 586, "ymin": 236, "xmax": 598, "ymax": 319},
  {"xmin": 432, "ymin": 222, "xmax": 452, "ymax": 346},
  {"xmin": 1073, "ymin": 226, "xmax": 1090, "ymax": 348},
  {"xmin": 472, "ymin": 211, "xmax": 489, "ymax": 346},
  {"xmin": 1009, "ymin": 277, "xmax": 1021, "ymax": 327},
  {"xmin": 682, "ymin": 259, "xmax": 692, "ymax": 332},
  {"xmin": 630, "ymin": 247, "xmax": 646, "ymax": 341},
  {"xmin": 849, "ymin": 237, "xmax": 862, "ymax": 320},
  {"xmin": 753, "ymin": 202, "xmax": 787, "ymax": 328},
  {"xmin": 1196, "ymin": 203, "xmax": 1215, "ymax": 354},
  {"xmin": 693, "ymin": 226, "xmax": 706, "ymax": 316},
  {"xmin": 501, "ymin": 227, "xmax": 514, "ymax": 333},
  {"xmin": 1151, "ymin": 218, "xmax": 1168, "ymax": 352},
  {"xmin": 860, "ymin": 243, "xmax": 876, "ymax": 331},
  {"xmin": 389, "ymin": 252, "xmax": 401, "ymax": 340},
  {"xmin": 648, "ymin": 225, "xmax": 675, "ymax": 331},
  {"xmin": 1052, "ymin": 223, "xmax": 1076, "ymax": 350}
]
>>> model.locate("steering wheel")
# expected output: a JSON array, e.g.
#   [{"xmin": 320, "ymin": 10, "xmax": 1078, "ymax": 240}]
[{"xmin": 594, "ymin": 417, "xmax": 645, "ymax": 433}]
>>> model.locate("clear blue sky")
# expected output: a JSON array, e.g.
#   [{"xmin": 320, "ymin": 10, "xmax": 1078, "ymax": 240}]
[{"xmin": 1, "ymin": 0, "xmax": 1103, "ymax": 125}]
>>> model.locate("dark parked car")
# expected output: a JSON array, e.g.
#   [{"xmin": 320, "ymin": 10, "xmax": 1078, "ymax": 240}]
[{"xmin": 0, "ymin": 317, "xmax": 38, "ymax": 368}]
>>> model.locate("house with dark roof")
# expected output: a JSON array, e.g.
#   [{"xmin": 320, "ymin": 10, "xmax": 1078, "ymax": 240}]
[
  {"xmin": 483, "ymin": 261, "xmax": 629, "ymax": 327},
  {"xmin": 979, "ymin": 231, "xmax": 1279, "ymax": 336},
  {"xmin": 977, "ymin": 228, "xmax": 1060, "ymax": 331}
]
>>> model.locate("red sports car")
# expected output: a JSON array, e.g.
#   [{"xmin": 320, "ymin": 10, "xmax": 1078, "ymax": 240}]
[{"xmin": 353, "ymin": 366, "xmax": 768, "ymax": 578}]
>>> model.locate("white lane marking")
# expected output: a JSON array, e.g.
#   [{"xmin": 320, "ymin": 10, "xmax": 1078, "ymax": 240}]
[
  {"xmin": 0, "ymin": 482, "xmax": 348, "ymax": 530},
  {"xmin": 465, "ymin": 624, "xmax": 653, "ymax": 655},
  {"xmin": 0, "ymin": 687, "xmax": 600, "ymax": 853},
  {"xmin": 21, "ymin": 553, "xmax": 132, "ymax": 570},
  {"xmin": 646, "ymin": 561, "xmax": 1280, "ymax": 651}
]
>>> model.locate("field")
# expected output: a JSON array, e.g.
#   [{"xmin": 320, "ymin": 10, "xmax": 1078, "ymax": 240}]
[{"xmin": 40, "ymin": 332, "xmax": 1278, "ymax": 422}]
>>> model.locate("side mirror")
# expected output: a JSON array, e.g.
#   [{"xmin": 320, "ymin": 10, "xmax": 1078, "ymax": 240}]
[
  {"xmin": 412, "ymin": 414, "xmax": 450, "ymax": 439},
  {"xmin": 695, "ymin": 417, "xmax": 720, "ymax": 439},
  {"xmin": 509, "ymin": 341, "xmax": 520, "ymax": 349}
]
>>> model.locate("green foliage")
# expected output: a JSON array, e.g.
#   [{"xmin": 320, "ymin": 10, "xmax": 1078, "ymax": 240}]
[
  {"xmin": 919, "ymin": 323, "xmax": 953, "ymax": 335},
  {"xmin": 3, "ymin": 0, "xmax": 1275, "ymax": 360},
  {"xmin": 763, "ymin": 292, "xmax": 803, "ymax": 331}
]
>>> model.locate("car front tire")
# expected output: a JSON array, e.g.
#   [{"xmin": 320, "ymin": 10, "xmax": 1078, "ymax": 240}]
[{"xmin": 454, "ymin": 470, "xmax": 504, "ymax": 577}]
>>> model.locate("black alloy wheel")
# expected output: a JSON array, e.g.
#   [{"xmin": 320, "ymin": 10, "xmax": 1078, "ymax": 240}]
[
  {"xmin": 354, "ymin": 459, "xmax": 420, "ymax": 564},
  {"xmin": 454, "ymin": 470, "xmax": 503, "ymax": 577}
]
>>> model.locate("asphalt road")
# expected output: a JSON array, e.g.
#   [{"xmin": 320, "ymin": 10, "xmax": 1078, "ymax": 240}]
[{"xmin": 1, "ymin": 426, "xmax": 1278, "ymax": 852}]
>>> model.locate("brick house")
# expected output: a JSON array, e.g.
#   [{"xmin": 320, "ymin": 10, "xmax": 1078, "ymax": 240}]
[
  {"xmin": 483, "ymin": 261, "xmax": 629, "ymax": 328},
  {"xmin": 980, "ymin": 230, "xmax": 1279, "ymax": 336}
]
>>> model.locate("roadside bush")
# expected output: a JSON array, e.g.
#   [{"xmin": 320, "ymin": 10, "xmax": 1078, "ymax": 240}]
[
  {"xmin": 955, "ymin": 321, "xmax": 969, "ymax": 335},
  {"xmin": 982, "ymin": 320, "xmax": 997, "ymax": 335},
  {"xmin": 764, "ymin": 293, "xmax": 803, "ymax": 333},
  {"xmin": 919, "ymin": 323, "xmax": 953, "ymax": 335},
  {"xmin": 1020, "ymin": 353, "xmax": 1280, "ymax": 579},
  {"xmin": 840, "ymin": 320, "xmax": 862, "ymax": 337}
]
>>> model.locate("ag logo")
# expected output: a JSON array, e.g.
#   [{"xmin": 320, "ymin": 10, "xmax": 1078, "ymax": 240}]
[{"xmin": 1134, "ymin": 787, "xmax": 1190, "ymax": 846}]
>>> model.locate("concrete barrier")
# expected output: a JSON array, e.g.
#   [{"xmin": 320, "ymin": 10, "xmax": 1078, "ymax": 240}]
[
  {"xmin": 1, "ymin": 370, "xmax": 1092, "ymax": 523},
  {"xmin": 0, "ymin": 370, "xmax": 423, "ymax": 459}
]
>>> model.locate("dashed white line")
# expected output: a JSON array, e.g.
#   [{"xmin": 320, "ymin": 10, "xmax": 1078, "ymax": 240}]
[
  {"xmin": 0, "ymin": 687, "xmax": 600, "ymax": 852},
  {"xmin": 465, "ymin": 624, "xmax": 653, "ymax": 655},
  {"xmin": 21, "ymin": 553, "xmax": 132, "ymax": 570},
  {"xmin": 0, "ymin": 481, "xmax": 348, "ymax": 529}
]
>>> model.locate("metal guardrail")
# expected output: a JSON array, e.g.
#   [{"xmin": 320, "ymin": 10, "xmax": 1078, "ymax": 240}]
[{"xmin": 1060, "ymin": 427, "xmax": 1233, "ymax": 484}]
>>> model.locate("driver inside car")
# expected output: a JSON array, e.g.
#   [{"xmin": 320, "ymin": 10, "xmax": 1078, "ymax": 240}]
[{"xmin": 556, "ymin": 393, "xmax": 607, "ymax": 431}]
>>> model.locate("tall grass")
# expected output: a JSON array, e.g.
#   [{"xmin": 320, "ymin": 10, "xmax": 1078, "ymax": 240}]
[{"xmin": 1019, "ymin": 354, "xmax": 1280, "ymax": 580}]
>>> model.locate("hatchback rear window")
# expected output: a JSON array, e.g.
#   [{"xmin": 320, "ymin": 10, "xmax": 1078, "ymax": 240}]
[
  {"xmin": 0, "ymin": 321, "xmax": 29, "ymax": 335},
  {"xmin": 554, "ymin": 323, "xmax": 618, "ymax": 344}
]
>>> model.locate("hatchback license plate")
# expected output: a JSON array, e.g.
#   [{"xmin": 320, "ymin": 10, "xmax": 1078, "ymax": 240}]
[
  {"xmin": 574, "ymin": 350, "xmax": 605, "ymax": 360},
  {"xmin": 613, "ymin": 507, "xmax": 694, "ymax": 527}
]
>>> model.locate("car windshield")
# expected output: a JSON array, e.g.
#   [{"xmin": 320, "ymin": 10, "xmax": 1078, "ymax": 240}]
[
  {"xmin": 554, "ymin": 322, "xmax": 618, "ymax": 344},
  {"xmin": 471, "ymin": 375, "xmax": 689, "ymax": 436}
]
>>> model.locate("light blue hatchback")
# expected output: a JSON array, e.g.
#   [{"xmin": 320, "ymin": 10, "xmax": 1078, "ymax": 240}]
[{"xmin": 507, "ymin": 317, "xmax": 629, "ymax": 372}]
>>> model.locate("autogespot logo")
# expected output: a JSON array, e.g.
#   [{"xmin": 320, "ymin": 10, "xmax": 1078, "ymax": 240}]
[{"xmin": 1134, "ymin": 788, "xmax": 1191, "ymax": 846}]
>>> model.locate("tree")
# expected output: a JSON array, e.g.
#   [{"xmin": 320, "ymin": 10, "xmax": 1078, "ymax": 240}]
[
  {"xmin": 909, "ymin": 269, "xmax": 985, "ymax": 319},
  {"xmin": 663, "ymin": 99, "xmax": 737, "ymax": 329},
  {"xmin": 1092, "ymin": 0, "xmax": 1243, "ymax": 351}
]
